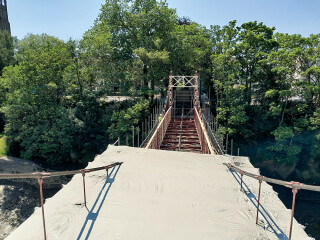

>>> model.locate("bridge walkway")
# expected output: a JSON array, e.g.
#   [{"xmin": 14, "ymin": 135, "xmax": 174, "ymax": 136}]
[
  {"xmin": 160, "ymin": 118, "xmax": 201, "ymax": 153},
  {"xmin": 5, "ymin": 146, "xmax": 312, "ymax": 240},
  {"xmin": 145, "ymin": 73, "xmax": 219, "ymax": 154}
]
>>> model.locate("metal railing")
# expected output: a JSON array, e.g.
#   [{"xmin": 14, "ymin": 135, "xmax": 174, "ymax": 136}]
[
  {"xmin": 224, "ymin": 162, "xmax": 320, "ymax": 240},
  {"xmin": 193, "ymin": 107, "xmax": 215, "ymax": 154},
  {"xmin": 146, "ymin": 107, "xmax": 172, "ymax": 149},
  {"xmin": 113, "ymin": 137, "xmax": 120, "ymax": 146},
  {"xmin": 0, "ymin": 162, "xmax": 123, "ymax": 240},
  {"xmin": 139, "ymin": 98, "xmax": 165, "ymax": 148},
  {"xmin": 178, "ymin": 112, "xmax": 184, "ymax": 151},
  {"xmin": 201, "ymin": 113, "xmax": 224, "ymax": 155}
]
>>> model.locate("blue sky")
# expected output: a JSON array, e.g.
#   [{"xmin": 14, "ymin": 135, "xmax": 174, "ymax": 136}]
[{"xmin": 7, "ymin": 0, "xmax": 320, "ymax": 40}]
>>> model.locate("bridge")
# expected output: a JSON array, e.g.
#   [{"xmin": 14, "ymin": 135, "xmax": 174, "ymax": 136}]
[
  {"xmin": 1, "ymin": 73, "xmax": 315, "ymax": 240},
  {"xmin": 144, "ymin": 72, "xmax": 223, "ymax": 155}
]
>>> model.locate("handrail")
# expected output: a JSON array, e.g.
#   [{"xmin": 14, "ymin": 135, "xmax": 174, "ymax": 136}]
[
  {"xmin": 146, "ymin": 107, "xmax": 172, "ymax": 149},
  {"xmin": 201, "ymin": 113, "xmax": 224, "ymax": 155},
  {"xmin": 178, "ymin": 112, "xmax": 183, "ymax": 151},
  {"xmin": 140, "ymin": 98, "xmax": 165, "ymax": 148},
  {"xmin": 1, "ymin": 162, "xmax": 122, "ymax": 240},
  {"xmin": 140, "ymin": 121, "xmax": 158, "ymax": 148},
  {"xmin": 193, "ymin": 107, "xmax": 215, "ymax": 154},
  {"xmin": 224, "ymin": 162, "xmax": 318, "ymax": 240},
  {"xmin": 224, "ymin": 163, "xmax": 320, "ymax": 192},
  {"xmin": 113, "ymin": 137, "xmax": 120, "ymax": 146},
  {"xmin": 0, "ymin": 162, "xmax": 122, "ymax": 179}
]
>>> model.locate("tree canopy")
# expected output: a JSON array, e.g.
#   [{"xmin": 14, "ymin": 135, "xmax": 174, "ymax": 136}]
[{"xmin": 0, "ymin": 1, "xmax": 319, "ymax": 183}]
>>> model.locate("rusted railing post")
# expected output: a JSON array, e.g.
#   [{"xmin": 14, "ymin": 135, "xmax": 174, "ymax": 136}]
[
  {"xmin": 231, "ymin": 139, "xmax": 233, "ymax": 156},
  {"xmin": 225, "ymin": 133, "xmax": 228, "ymax": 154},
  {"xmin": 289, "ymin": 188, "xmax": 298, "ymax": 240},
  {"xmin": 132, "ymin": 126, "xmax": 135, "ymax": 147},
  {"xmin": 38, "ymin": 177, "xmax": 47, "ymax": 240},
  {"xmin": 81, "ymin": 171, "xmax": 87, "ymax": 207},
  {"xmin": 256, "ymin": 179, "xmax": 262, "ymax": 224}
]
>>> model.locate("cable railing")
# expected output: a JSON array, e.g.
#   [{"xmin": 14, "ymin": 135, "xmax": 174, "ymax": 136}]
[
  {"xmin": 224, "ymin": 162, "xmax": 320, "ymax": 240},
  {"xmin": 145, "ymin": 107, "xmax": 172, "ymax": 149},
  {"xmin": 0, "ymin": 162, "xmax": 122, "ymax": 240},
  {"xmin": 193, "ymin": 107, "xmax": 215, "ymax": 154},
  {"xmin": 139, "ymin": 99, "xmax": 166, "ymax": 148},
  {"xmin": 201, "ymin": 113, "xmax": 224, "ymax": 155},
  {"xmin": 178, "ymin": 112, "xmax": 184, "ymax": 151},
  {"xmin": 111, "ymin": 97, "xmax": 166, "ymax": 148}
]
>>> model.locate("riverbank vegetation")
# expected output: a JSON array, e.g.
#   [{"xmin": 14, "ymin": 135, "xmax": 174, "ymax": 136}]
[
  {"xmin": 210, "ymin": 21, "xmax": 320, "ymax": 182},
  {"xmin": 0, "ymin": 0, "xmax": 319, "ymax": 183}
]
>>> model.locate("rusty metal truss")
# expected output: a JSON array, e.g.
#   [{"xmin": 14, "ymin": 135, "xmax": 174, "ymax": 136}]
[{"xmin": 170, "ymin": 76, "xmax": 198, "ymax": 88}]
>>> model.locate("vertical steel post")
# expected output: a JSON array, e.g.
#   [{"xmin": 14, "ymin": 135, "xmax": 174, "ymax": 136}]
[
  {"xmin": 146, "ymin": 119, "xmax": 148, "ymax": 136},
  {"xmin": 38, "ymin": 177, "xmax": 47, "ymax": 240},
  {"xmin": 137, "ymin": 128, "xmax": 140, "ymax": 147},
  {"xmin": 146, "ymin": 118, "xmax": 149, "ymax": 136},
  {"xmin": 256, "ymin": 180, "xmax": 262, "ymax": 224},
  {"xmin": 142, "ymin": 123, "xmax": 144, "ymax": 144},
  {"xmin": 238, "ymin": 148, "xmax": 240, "ymax": 156},
  {"xmin": 289, "ymin": 188, "xmax": 298, "ymax": 240},
  {"xmin": 162, "ymin": 121, "xmax": 164, "ymax": 142},
  {"xmin": 153, "ymin": 112, "xmax": 154, "ymax": 128},
  {"xmin": 240, "ymin": 174, "xmax": 243, "ymax": 191},
  {"xmin": 231, "ymin": 139, "xmax": 233, "ymax": 156},
  {"xmin": 132, "ymin": 126, "xmax": 135, "ymax": 147},
  {"xmin": 226, "ymin": 133, "xmax": 229, "ymax": 154},
  {"xmin": 82, "ymin": 173, "xmax": 87, "ymax": 207}
]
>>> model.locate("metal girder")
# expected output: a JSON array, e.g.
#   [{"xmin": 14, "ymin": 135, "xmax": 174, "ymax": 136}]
[{"xmin": 170, "ymin": 76, "xmax": 198, "ymax": 88}]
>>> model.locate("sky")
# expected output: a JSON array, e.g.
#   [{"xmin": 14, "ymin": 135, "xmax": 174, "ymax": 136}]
[{"xmin": 6, "ymin": 0, "xmax": 320, "ymax": 41}]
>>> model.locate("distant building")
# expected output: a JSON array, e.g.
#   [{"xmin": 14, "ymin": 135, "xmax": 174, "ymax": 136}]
[{"xmin": 0, "ymin": 0, "xmax": 10, "ymax": 33}]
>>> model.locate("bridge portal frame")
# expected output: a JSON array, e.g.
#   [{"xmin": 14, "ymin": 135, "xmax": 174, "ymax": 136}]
[{"xmin": 168, "ymin": 72, "xmax": 200, "ymax": 111}]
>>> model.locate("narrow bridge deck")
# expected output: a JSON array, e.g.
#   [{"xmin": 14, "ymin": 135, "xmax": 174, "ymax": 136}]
[
  {"xmin": 160, "ymin": 118, "xmax": 201, "ymax": 153},
  {"xmin": 6, "ymin": 146, "xmax": 311, "ymax": 240}
]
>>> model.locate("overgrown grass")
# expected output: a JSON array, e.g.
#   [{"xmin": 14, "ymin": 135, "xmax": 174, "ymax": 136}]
[{"xmin": 0, "ymin": 134, "xmax": 7, "ymax": 156}]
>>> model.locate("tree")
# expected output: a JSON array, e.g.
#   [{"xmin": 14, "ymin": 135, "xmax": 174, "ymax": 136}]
[
  {"xmin": 82, "ymin": 0, "xmax": 177, "ymax": 94},
  {"xmin": 108, "ymin": 99, "xmax": 150, "ymax": 144},
  {"xmin": 0, "ymin": 30, "xmax": 14, "ymax": 76},
  {"xmin": 1, "ymin": 34, "xmax": 74, "ymax": 163}
]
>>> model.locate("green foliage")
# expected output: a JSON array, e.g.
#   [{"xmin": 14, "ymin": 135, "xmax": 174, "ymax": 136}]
[
  {"xmin": 0, "ymin": 30, "xmax": 14, "ymax": 76},
  {"xmin": 272, "ymin": 126, "xmax": 294, "ymax": 142},
  {"xmin": 0, "ymin": 134, "xmax": 6, "ymax": 156},
  {"xmin": 81, "ymin": 0, "xmax": 177, "ymax": 94},
  {"xmin": 210, "ymin": 20, "xmax": 320, "ymax": 167},
  {"xmin": 0, "ymin": 34, "xmax": 141, "ymax": 165},
  {"xmin": 0, "ymin": 0, "xmax": 319, "ymax": 175},
  {"xmin": 108, "ymin": 99, "xmax": 150, "ymax": 143}
]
